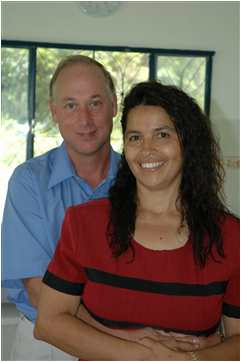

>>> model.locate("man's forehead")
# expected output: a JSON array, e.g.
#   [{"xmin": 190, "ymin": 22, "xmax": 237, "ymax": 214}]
[
  {"xmin": 58, "ymin": 62, "xmax": 103, "ymax": 78},
  {"xmin": 53, "ymin": 65, "xmax": 107, "ymax": 94}
]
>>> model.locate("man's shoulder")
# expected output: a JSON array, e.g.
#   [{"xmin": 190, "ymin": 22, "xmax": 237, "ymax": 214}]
[
  {"xmin": 68, "ymin": 198, "xmax": 110, "ymax": 216},
  {"xmin": 10, "ymin": 146, "xmax": 61, "ymax": 181},
  {"xmin": 65, "ymin": 199, "xmax": 110, "ymax": 232}
]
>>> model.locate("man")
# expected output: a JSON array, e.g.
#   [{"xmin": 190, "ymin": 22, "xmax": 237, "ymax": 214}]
[{"xmin": 1, "ymin": 55, "xmax": 120, "ymax": 360}]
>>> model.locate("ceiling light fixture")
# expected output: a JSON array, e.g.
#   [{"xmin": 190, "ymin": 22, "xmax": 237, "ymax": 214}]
[{"xmin": 79, "ymin": 1, "xmax": 122, "ymax": 18}]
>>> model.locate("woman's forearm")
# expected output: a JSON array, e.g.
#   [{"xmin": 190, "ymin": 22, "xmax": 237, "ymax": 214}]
[
  {"xmin": 34, "ymin": 312, "xmax": 152, "ymax": 361},
  {"xmin": 192, "ymin": 335, "xmax": 240, "ymax": 361}
]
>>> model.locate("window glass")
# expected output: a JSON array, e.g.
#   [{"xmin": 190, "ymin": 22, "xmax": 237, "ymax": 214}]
[
  {"xmin": 1, "ymin": 47, "xmax": 28, "ymax": 218},
  {"xmin": 157, "ymin": 56, "xmax": 206, "ymax": 109}
]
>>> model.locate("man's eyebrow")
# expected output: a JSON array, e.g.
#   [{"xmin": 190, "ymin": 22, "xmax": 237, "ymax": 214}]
[
  {"xmin": 60, "ymin": 94, "xmax": 102, "ymax": 100},
  {"xmin": 89, "ymin": 94, "xmax": 102, "ymax": 99},
  {"xmin": 59, "ymin": 97, "xmax": 76, "ymax": 102}
]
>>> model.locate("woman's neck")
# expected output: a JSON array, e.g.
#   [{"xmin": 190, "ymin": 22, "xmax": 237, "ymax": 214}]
[{"xmin": 136, "ymin": 184, "xmax": 181, "ymax": 216}]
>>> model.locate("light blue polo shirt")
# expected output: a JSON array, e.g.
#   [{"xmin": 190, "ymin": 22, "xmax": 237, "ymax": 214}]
[{"xmin": 1, "ymin": 142, "xmax": 120, "ymax": 322}]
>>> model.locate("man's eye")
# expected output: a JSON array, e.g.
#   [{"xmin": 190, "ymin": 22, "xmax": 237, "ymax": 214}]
[
  {"xmin": 64, "ymin": 102, "xmax": 77, "ymax": 111},
  {"xmin": 89, "ymin": 99, "xmax": 102, "ymax": 110}
]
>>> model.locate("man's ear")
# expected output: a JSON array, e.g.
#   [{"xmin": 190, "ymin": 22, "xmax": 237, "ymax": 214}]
[
  {"xmin": 112, "ymin": 94, "xmax": 118, "ymax": 118},
  {"xmin": 49, "ymin": 99, "xmax": 58, "ymax": 124}
]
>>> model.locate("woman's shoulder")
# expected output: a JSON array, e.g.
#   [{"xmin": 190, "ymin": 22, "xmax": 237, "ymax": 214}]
[
  {"xmin": 221, "ymin": 212, "xmax": 240, "ymax": 251},
  {"xmin": 221, "ymin": 212, "xmax": 239, "ymax": 230}
]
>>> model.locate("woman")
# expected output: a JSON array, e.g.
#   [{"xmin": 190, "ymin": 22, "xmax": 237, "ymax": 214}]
[{"xmin": 35, "ymin": 81, "xmax": 239, "ymax": 360}]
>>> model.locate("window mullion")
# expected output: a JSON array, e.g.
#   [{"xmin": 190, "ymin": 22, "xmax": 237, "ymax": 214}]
[
  {"xmin": 149, "ymin": 53, "xmax": 157, "ymax": 81},
  {"xmin": 204, "ymin": 55, "xmax": 214, "ymax": 117},
  {"xmin": 26, "ymin": 46, "xmax": 37, "ymax": 159}
]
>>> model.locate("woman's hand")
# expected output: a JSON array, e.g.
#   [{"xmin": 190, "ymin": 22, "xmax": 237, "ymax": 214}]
[
  {"xmin": 149, "ymin": 330, "xmax": 221, "ymax": 352},
  {"xmin": 135, "ymin": 337, "xmax": 189, "ymax": 361}
]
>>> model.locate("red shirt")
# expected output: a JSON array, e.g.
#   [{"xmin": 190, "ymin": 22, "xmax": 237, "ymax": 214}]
[{"xmin": 44, "ymin": 198, "xmax": 240, "ymax": 336}]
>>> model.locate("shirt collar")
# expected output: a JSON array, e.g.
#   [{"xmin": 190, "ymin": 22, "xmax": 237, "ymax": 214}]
[
  {"xmin": 48, "ymin": 142, "xmax": 76, "ymax": 189},
  {"xmin": 48, "ymin": 142, "xmax": 120, "ymax": 189}
]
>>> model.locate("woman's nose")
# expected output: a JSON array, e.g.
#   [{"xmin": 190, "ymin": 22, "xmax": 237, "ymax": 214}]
[{"xmin": 141, "ymin": 137, "xmax": 154, "ymax": 154}]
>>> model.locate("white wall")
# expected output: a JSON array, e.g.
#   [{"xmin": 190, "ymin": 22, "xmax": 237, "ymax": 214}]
[{"xmin": 2, "ymin": 1, "xmax": 240, "ymax": 214}]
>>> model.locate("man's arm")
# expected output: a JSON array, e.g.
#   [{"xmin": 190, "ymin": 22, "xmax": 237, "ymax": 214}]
[
  {"xmin": 2, "ymin": 165, "xmax": 49, "ymax": 294},
  {"xmin": 23, "ymin": 277, "xmax": 43, "ymax": 308},
  {"xmin": 34, "ymin": 284, "xmax": 152, "ymax": 361}
]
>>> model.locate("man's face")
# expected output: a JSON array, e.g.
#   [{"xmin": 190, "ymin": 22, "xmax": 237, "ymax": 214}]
[{"xmin": 49, "ymin": 63, "xmax": 117, "ymax": 158}]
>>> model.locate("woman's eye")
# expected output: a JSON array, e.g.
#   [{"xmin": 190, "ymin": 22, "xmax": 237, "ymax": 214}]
[
  {"xmin": 156, "ymin": 131, "xmax": 170, "ymax": 139},
  {"xmin": 128, "ymin": 135, "xmax": 141, "ymax": 142}
]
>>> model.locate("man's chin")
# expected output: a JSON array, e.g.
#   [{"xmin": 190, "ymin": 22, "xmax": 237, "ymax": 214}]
[{"xmin": 70, "ymin": 143, "xmax": 109, "ymax": 157}]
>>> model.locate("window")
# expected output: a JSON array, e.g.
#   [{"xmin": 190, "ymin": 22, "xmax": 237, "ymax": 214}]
[{"xmin": 1, "ymin": 40, "xmax": 214, "ymax": 217}]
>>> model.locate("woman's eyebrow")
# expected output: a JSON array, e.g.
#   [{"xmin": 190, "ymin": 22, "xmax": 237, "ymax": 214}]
[
  {"xmin": 153, "ymin": 126, "xmax": 176, "ymax": 132},
  {"xmin": 125, "ymin": 130, "xmax": 142, "ymax": 136},
  {"xmin": 125, "ymin": 126, "xmax": 175, "ymax": 135}
]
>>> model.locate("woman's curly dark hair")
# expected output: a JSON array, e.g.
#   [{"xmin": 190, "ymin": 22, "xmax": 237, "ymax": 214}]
[{"xmin": 108, "ymin": 81, "xmax": 228, "ymax": 267}]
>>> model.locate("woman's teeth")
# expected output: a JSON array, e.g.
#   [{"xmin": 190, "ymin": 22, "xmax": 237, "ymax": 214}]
[{"xmin": 141, "ymin": 162, "xmax": 163, "ymax": 169}]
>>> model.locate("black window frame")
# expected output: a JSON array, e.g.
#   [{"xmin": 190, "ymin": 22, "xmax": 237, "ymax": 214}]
[{"xmin": 2, "ymin": 40, "xmax": 215, "ymax": 160}]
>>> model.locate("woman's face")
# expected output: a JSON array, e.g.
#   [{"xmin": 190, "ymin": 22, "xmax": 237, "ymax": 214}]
[{"xmin": 124, "ymin": 105, "xmax": 183, "ymax": 192}]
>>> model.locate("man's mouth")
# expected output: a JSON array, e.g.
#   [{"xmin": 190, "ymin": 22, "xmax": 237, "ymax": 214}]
[{"xmin": 76, "ymin": 130, "xmax": 97, "ymax": 137}]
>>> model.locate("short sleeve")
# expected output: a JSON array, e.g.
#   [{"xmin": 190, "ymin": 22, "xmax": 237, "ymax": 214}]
[
  {"xmin": 43, "ymin": 208, "xmax": 87, "ymax": 296},
  {"xmin": 222, "ymin": 217, "xmax": 240, "ymax": 319},
  {"xmin": 1, "ymin": 165, "xmax": 50, "ymax": 290},
  {"xmin": 223, "ymin": 271, "xmax": 240, "ymax": 318}
]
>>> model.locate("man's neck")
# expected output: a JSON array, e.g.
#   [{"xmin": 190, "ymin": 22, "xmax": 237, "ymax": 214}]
[{"xmin": 67, "ymin": 145, "xmax": 111, "ymax": 189}]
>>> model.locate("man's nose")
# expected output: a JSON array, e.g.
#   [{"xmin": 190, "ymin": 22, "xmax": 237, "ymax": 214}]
[{"xmin": 76, "ymin": 105, "xmax": 92, "ymax": 126}]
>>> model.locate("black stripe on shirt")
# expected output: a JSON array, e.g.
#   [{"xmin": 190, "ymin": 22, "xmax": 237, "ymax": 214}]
[
  {"xmin": 82, "ymin": 301, "xmax": 220, "ymax": 337},
  {"xmin": 84, "ymin": 267, "xmax": 227, "ymax": 296},
  {"xmin": 43, "ymin": 270, "xmax": 84, "ymax": 296},
  {"xmin": 223, "ymin": 303, "xmax": 240, "ymax": 318}
]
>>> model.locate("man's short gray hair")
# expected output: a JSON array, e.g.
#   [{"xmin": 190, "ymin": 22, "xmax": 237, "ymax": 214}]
[{"xmin": 49, "ymin": 54, "xmax": 116, "ymax": 99}]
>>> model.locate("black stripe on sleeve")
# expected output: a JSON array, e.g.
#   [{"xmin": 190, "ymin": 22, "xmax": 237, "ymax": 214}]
[
  {"xmin": 85, "ymin": 268, "xmax": 227, "ymax": 296},
  {"xmin": 223, "ymin": 303, "xmax": 240, "ymax": 318},
  {"xmin": 43, "ymin": 270, "xmax": 84, "ymax": 296}
]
